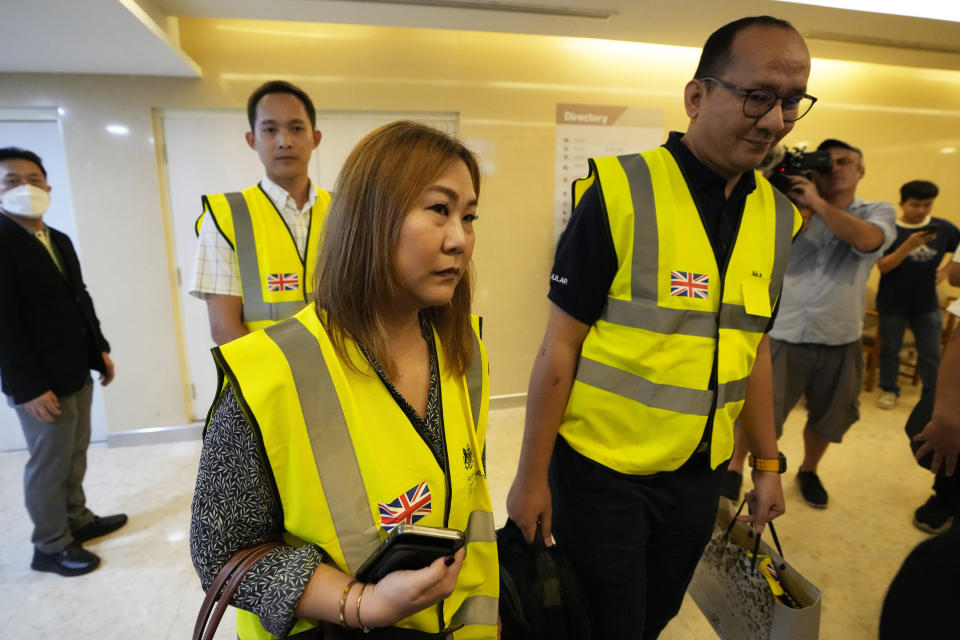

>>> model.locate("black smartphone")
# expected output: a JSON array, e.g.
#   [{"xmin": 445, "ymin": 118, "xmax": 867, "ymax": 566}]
[
  {"xmin": 355, "ymin": 524, "xmax": 465, "ymax": 583},
  {"xmin": 922, "ymin": 222, "xmax": 940, "ymax": 234}
]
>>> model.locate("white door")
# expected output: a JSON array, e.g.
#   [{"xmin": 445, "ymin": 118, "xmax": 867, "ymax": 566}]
[
  {"xmin": 160, "ymin": 110, "xmax": 457, "ymax": 420},
  {"xmin": 0, "ymin": 109, "xmax": 109, "ymax": 450}
]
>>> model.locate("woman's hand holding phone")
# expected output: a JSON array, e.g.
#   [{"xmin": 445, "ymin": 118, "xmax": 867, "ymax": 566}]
[{"xmin": 360, "ymin": 547, "xmax": 466, "ymax": 628}]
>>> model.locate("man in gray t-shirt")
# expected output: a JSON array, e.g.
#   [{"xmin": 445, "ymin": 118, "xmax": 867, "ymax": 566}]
[{"xmin": 725, "ymin": 139, "xmax": 896, "ymax": 509}]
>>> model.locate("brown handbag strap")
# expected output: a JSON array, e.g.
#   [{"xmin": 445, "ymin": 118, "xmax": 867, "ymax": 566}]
[
  {"xmin": 193, "ymin": 541, "xmax": 281, "ymax": 640},
  {"xmin": 204, "ymin": 543, "xmax": 280, "ymax": 640},
  {"xmin": 196, "ymin": 543, "xmax": 273, "ymax": 632}
]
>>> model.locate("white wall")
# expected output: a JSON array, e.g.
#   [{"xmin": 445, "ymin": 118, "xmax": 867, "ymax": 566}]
[
  {"xmin": 0, "ymin": 75, "xmax": 197, "ymax": 435},
  {"xmin": 0, "ymin": 112, "xmax": 110, "ymax": 449}
]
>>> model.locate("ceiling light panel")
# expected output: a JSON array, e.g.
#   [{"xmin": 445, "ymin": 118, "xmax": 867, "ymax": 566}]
[
  {"xmin": 343, "ymin": 0, "xmax": 615, "ymax": 19},
  {"xmin": 775, "ymin": 0, "xmax": 960, "ymax": 23}
]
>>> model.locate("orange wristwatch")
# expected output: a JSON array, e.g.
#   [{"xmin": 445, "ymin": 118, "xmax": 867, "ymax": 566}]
[{"xmin": 749, "ymin": 452, "xmax": 787, "ymax": 473}]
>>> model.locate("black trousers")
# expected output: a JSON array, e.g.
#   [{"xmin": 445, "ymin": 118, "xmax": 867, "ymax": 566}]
[
  {"xmin": 905, "ymin": 393, "xmax": 960, "ymax": 514},
  {"xmin": 879, "ymin": 520, "xmax": 960, "ymax": 638},
  {"xmin": 549, "ymin": 436, "xmax": 726, "ymax": 640}
]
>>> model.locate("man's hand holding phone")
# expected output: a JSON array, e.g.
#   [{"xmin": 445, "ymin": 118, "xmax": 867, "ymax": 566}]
[{"xmin": 905, "ymin": 228, "xmax": 937, "ymax": 251}]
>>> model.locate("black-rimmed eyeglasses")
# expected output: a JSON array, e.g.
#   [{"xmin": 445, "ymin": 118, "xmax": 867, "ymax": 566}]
[{"xmin": 699, "ymin": 76, "xmax": 817, "ymax": 123}]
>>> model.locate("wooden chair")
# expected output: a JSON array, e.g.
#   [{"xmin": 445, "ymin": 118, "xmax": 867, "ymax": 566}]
[
  {"xmin": 896, "ymin": 337, "xmax": 920, "ymax": 387},
  {"xmin": 862, "ymin": 311, "xmax": 925, "ymax": 391},
  {"xmin": 867, "ymin": 297, "xmax": 960, "ymax": 391},
  {"xmin": 944, "ymin": 297, "xmax": 958, "ymax": 347}
]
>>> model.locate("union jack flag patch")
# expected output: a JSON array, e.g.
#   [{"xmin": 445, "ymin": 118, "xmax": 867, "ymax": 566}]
[
  {"xmin": 378, "ymin": 482, "xmax": 432, "ymax": 532},
  {"xmin": 266, "ymin": 272, "xmax": 299, "ymax": 291},
  {"xmin": 670, "ymin": 271, "xmax": 709, "ymax": 299}
]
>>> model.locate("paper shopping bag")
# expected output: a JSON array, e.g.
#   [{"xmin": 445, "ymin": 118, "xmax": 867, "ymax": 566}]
[{"xmin": 688, "ymin": 500, "xmax": 821, "ymax": 640}]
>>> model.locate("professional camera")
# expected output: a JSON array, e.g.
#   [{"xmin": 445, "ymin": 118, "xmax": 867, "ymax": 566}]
[{"xmin": 760, "ymin": 145, "xmax": 833, "ymax": 198}]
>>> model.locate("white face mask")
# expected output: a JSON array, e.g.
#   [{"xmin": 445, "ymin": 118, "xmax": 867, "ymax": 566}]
[{"xmin": 1, "ymin": 184, "xmax": 50, "ymax": 219}]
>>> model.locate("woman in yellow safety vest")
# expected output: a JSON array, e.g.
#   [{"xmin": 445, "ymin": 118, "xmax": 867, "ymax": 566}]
[{"xmin": 191, "ymin": 121, "xmax": 498, "ymax": 640}]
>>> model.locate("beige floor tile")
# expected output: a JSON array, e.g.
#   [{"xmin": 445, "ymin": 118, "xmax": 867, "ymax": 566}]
[{"xmin": 0, "ymin": 383, "xmax": 942, "ymax": 639}]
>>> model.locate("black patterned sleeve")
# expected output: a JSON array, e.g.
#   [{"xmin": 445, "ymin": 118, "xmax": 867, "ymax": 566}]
[{"xmin": 190, "ymin": 387, "xmax": 327, "ymax": 637}]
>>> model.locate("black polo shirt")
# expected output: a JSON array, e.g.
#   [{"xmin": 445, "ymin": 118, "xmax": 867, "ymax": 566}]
[{"xmin": 548, "ymin": 131, "xmax": 760, "ymax": 325}]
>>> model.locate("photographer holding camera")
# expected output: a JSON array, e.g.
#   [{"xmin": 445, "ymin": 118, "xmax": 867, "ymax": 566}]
[{"xmin": 725, "ymin": 139, "xmax": 896, "ymax": 509}]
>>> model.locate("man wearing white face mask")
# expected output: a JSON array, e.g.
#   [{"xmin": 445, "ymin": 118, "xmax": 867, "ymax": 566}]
[{"xmin": 0, "ymin": 147, "xmax": 126, "ymax": 576}]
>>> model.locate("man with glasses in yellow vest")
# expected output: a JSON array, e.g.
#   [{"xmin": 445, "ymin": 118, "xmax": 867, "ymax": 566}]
[
  {"xmin": 189, "ymin": 80, "xmax": 331, "ymax": 344},
  {"xmin": 507, "ymin": 16, "xmax": 810, "ymax": 639}
]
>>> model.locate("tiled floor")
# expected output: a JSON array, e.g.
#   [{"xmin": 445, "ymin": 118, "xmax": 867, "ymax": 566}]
[{"xmin": 0, "ymin": 383, "xmax": 937, "ymax": 639}]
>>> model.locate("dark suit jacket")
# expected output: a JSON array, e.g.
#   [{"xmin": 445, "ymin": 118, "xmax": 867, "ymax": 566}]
[{"xmin": 0, "ymin": 213, "xmax": 110, "ymax": 404}]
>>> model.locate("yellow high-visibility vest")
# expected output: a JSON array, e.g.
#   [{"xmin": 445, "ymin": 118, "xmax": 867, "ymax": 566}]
[
  {"xmin": 214, "ymin": 307, "xmax": 498, "ymax": 639},
  {"xmin": 559, "ymin": 147, "xmax": 801, "ymax": 475},
  {"xmin": 195, "ymin": 184, "xmax": 331, "ymax": 331}
]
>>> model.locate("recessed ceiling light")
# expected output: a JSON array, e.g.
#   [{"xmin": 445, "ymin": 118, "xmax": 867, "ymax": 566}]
[
  {"xmin": 348, "ymin": 0, "xmax": 615, "ymax": 19},
  {"xmin": 106, "ymin": 124, "xmax": 130, "ymax": 136},
  {"xmin": 774, "ymin": 0, "xmax": 960, "ymax": 23},
  {"xmin": 940, "ymin": 146, "xmax": 956, "ymax": 154}
]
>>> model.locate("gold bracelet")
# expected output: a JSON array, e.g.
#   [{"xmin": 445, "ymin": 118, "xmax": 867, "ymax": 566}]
[
  {"xmin": 356, "ymin": 582, "xmax": 371, "ymax": 633},
  {"xmin": 339, "ymin": 579, "xmax": 357, "ymax": 628}
]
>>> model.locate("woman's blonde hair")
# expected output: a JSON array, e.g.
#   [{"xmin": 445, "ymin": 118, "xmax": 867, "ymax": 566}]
[{"xmin": 314, "ymin": 120, "xmax": 480, "ymax": 379}]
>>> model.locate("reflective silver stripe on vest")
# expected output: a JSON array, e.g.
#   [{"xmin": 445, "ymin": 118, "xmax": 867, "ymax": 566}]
[
  {"xmin": 226, "ymin": 192, "xmax": 308, "ymax": 324},
  {"xmin": 576, "ymin": 357, "xmax": 750, "ymax": 414},
  {"xmin": 604, "ymin": 289, "xmax": 771, "ymax": 335},
  {"xmin": 450, "ymin": 595, "xmax": 499, "ymax": 628},
  {"xmin": 464, "ymin": 510, "xmax": 496, "ymax": 543},
  {"xmin": 717, "ymin": 375, "xmax": 749, "ymax": 407},
  {"xmin": 714, "ymin": 183, "xmax": 794, "ymax": 334},
  {"xmin": 718, "ymin": 304, "xmax": 770, "ymax": 333},
  {"xmin": 264, "ymin": 320, "xmax": 380, "ymax": 574},
  {"xmin": 466, "ymin": 328, "xmax": 483, "ymax": 433},
  {"xmin": 603, "ymin": 297, "xmax": 717, "ymax": 338},
  {"xmin": 769, "ymin": 187, "xmax": 796, "ymax": 304},
  {"xmin": 620, "ymin": 154, "xmax": 660, "ymax": 302},
  {"xmin": 576, "ymin": 357, "xmax": 713, "ymax": 416}
]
